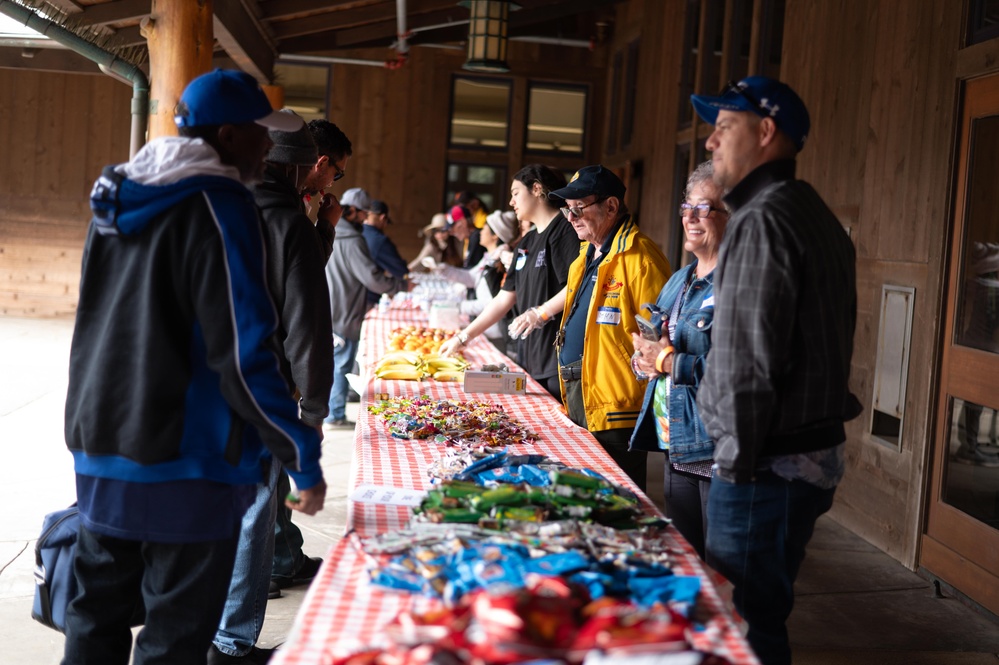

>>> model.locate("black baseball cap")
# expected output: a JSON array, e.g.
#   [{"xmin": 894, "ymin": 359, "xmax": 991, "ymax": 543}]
[
  {"xmin": 548, "ymin": 165, "xmax": 626, "ymax": 203},
  {"xmin": 370, "ymin": 200, "xmax": 392, "ymax": 223}
]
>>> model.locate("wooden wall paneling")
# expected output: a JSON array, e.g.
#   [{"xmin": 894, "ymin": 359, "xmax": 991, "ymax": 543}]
[
  {"xmin": 783, "ymin": 0, "xmax": 962, "ymax": 566},
  {"xmin": 63, "ymin": 74, "xmax": 93, "ymax": 207},
  {"xmin": 0, "ymin": 70, "xmax": 12, "ymax": 201},
  {"xmin": 11, "ymin": 72, "xmax": 41, "ymax": 201},
  {"xmin": 39, "ymin": 71, "xmax": 67, "ymax": 201}
]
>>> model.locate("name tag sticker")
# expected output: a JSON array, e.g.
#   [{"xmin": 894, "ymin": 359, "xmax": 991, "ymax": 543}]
[
  {"xmin": 701, "ymin": 296, "xmax": 714, "ymax": 308},
  {"xmin": 595, "ymin": 306, "xmax": 621, "ymax": 325},
  {"xmin": 515, "ymin": 254, "xmax": 527, "ymax": 270}
]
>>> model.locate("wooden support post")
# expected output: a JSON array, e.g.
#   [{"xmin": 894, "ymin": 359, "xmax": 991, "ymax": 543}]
[
  {"xmin": 143, "ymin": 0, "xmax": 214, "ymax": 140},
  {"xmin": 261, "ymin": 85, "xmax": 284, "ymax": 113}
]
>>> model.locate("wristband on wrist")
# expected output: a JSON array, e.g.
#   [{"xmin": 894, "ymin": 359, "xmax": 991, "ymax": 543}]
[
  {"xmin": 533, "ymin": 306, "xmax": 550, "ymax": 322},
  {"xmin": 655, "ymin": 346, "xmax": 675, "ymax": 374}
]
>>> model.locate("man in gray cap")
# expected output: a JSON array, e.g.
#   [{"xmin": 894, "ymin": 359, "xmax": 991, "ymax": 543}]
[
  {"xmin": 208, "ymin": 109, "xmax": 334, "ymax": 664},
  {"xmin": 325, "ymin": 187, "xmax": 405, "ymax": 427}
]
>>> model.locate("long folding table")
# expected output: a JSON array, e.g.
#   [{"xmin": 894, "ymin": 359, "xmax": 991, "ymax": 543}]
[{"xmin": 271, "ymin": 307, "xmax": 758, "ymax": 665}]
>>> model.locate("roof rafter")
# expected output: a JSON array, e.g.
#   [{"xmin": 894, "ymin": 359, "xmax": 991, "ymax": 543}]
[
  {"xmin": 214, "ymin": 0, "xmax": 276, "ymax": 82},
  {"xmin": 74, "ymin": 0, "xmax": 150, "ymax": 27}
]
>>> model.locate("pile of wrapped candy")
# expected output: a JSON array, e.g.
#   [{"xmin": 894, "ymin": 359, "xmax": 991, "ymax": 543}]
[
  {"xmin": 334, "ymin": 576, "xmax": 713, "ymax": 665},
  {"xmin": 350, "ymin": 448, "xmax": 710, "ymax": 663},
  {"xmin": 368, "ymin": 396, "xmax": 538, "ymax": 445},
  {"xmin": 413, "ymin": 470, "xmax": 658, "ymax": 530}
]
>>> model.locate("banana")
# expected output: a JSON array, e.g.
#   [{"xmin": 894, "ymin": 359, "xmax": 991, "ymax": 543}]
[
  {"xmin": 422, "ymin": 359, "xmax": 469, "ymax": 373},
  {"xmin": 376, "ymin": 368, "xmax": 426, "ymax": 381},
  {"xmin": 375, "ymin": 363, "xmax": 424, "ymax": 377},
  {"xmin": 378, "ymin": 350, "xmax": 422, "ymax": 365},
  {"xmin": 432, "ymin": 370, "xmax": 465, "ymax": 382}
]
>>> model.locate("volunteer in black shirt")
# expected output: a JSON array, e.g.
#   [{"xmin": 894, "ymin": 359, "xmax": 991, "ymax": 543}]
[{"xmin": 439, "ymin": 164, "xmax": 580, "ymax": 398}]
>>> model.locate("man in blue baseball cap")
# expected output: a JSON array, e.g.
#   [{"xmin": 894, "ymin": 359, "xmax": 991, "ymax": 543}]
[
  {"xmin": 692, "ymin": 77, "xmax": 861, "ymax": 665},
  {"xmin": 63, "ymin": 70, "xmax": 325, "ymax": 665}
]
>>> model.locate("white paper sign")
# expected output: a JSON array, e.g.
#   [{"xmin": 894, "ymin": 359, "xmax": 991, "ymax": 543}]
[{"xmin": 349, "ymin": 484, "xmax": 427, "ymax": 507}]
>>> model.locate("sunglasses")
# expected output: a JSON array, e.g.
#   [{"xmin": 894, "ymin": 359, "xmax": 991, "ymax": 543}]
[
  {"xmin": 560, "ymin": 197, "xmax": 606, "ymax": 219},
  {"xmin": 680, "ymin": 202, "xmax": 726, "ymax": 218},
  {"xmin": 331, "ymin": 163, "xmax": 346, "ymax": 182}
]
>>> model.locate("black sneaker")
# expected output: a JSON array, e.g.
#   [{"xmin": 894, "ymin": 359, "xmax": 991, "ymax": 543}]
[
  {"xmin": 272, "ymin": 556, "xmax": 323, "ymax": 589},
  {"xmin": 207, "ymin": 645, "xmax": 275, "ymax": 664},
  {"xmin": 267, "ymin": 580, "xmax": 281, "ymax": 599}
]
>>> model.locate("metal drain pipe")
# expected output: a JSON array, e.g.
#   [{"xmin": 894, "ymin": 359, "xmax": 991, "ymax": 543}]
[{"xmin": 0, "ymin": 0, "xmax": 149, "ymax": 157}]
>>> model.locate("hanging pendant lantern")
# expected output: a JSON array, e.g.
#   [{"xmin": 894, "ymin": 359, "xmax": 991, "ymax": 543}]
[{"xmin": 459, "ymin": 1, "xmax": 520, "ymax": 73}]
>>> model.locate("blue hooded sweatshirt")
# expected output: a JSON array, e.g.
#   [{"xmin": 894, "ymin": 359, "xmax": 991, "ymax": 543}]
[{"xmin": 65, "ymin": 138, "xmax": 322, "ymax": 540}]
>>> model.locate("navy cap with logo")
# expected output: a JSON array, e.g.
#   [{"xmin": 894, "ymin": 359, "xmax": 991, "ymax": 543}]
[
  {"xmin": 691, "ymin": 76, "xmax": 810, "ymax": 151},
  {"xmin": 370, "ymin": 199, "xmax": 392, "ymax": 223},
  {"xmin": 174, "ymin": 69, "xmax": 301, "ymax": 132},
  {"xmin": 548, "ymin": 165, "xmax": 626, "ymax": 203}
]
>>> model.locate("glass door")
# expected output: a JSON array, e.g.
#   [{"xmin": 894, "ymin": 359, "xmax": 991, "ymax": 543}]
[{"xmin": 922, "ymin": 74, "xmax": 999, "ymax": 615}]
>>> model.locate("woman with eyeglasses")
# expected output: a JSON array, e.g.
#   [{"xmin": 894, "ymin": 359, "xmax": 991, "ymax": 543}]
[
  {"xmin": 439, "ymin": 164, "xmax": 579, "ymax": 398},
  {"xmin": 629, "ymin": 161, "xmax": 729, "ymax": 559}
]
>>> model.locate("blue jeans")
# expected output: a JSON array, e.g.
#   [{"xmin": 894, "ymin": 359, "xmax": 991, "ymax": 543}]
[
  {"xmin": 705, "ymin": 472, "xmax": 835, "ymax": 665},
  {"xmin": 63, "ymin": 524, "xmax": 238, "ymax": 665},
  {"xmin": 212, "ymin": 460, "xmax": 280, "ymax": 656},
  {"xmin": 328, "ymin": 336, "xmax": 359, "ymax": 422}
]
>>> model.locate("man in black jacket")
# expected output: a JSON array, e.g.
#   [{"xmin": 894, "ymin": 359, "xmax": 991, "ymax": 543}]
[
  {"xmin": 693, "ymin": 77, "xmax": 862, "ymax": 665},
  {"xmin": 208, "ymin": 111, "xmax": 333, "ymax": 664},
  {"xmin": 63, "ymin": 70, "xmax": 326, "ymax": 665}
]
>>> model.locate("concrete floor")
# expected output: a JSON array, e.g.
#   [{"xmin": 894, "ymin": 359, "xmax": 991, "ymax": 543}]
[{"xmin": 0, "ymin": 316, "xmax": 997, "ymax": 664}]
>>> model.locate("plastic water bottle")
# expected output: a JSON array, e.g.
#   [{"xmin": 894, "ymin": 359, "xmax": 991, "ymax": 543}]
[{"xmin": 378, "ymin": 293, "xmax": 390, "ymax": 313}]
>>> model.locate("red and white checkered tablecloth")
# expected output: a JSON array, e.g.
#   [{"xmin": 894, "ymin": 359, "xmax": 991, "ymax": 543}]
[{"xmin": 272, "ymin": 308, "xmax": 759, "ymax": 665}]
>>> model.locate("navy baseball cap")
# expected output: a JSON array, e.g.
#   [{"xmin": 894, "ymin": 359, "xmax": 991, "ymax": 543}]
[
  {"xmin": 691, "ymin": 76, "xmax": 810, "ymax": 151},
  {"xmin": 548, "ymin": 165, "xmax": 626, "ymax": 203},
  {"xmin": 174, "ymin": 69, "xmax": 301, "ymax": 131},
  {"xmin": 370, "ymin": 199, "xmax": 392, "ymax": 223}
]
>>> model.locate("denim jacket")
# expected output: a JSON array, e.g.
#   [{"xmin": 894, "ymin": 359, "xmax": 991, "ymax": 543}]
[{"xmin": 630, "ymin": 261, "xmax": 715, "ymax": 463}]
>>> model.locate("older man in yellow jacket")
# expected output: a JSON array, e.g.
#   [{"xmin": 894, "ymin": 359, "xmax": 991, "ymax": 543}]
[{"xmin": 550, "ymin": 165, "xmax": 671, "ymax": 492}]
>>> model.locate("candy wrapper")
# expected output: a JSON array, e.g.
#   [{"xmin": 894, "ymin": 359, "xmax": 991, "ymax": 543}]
[
  {"xmin": 350, "ymin": 578, "xmax": 697, "ymax": 664},
  {"xmin": 369, "ymin": 396, "xmax": 538, "ymax": 446}
]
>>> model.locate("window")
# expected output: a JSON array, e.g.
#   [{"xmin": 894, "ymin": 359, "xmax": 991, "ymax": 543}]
[
  {"xmin": 273, "ymin": 62, "xmax": 329, "ymax": 121},
  {"xmin": 967, "ymin": 0, "xmax": 999, "ymax": 45},
  {"xmin": 445, "ymin": 163, "xmax": 507, "ymax": 212},
  {"xmin": 449, "ymin": 77, "xmax": 512, "ymax": 149},
  {"xmin": 669, "ymin": 0, "xmax": 785, "ymax": 269},
  {"xmin": 525, "ymin": 83, "xmax": 587, "ymax": 154}
]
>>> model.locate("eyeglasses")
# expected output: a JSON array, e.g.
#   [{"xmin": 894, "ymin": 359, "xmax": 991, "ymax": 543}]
[
  {"xmin": 724, "ymin": 80, "xmax": 779, "ymax": 118},
  {"xmin": 680, "ymin": 202, "xmax": 725, "ymax": 218},
  {"xmin": 560, "ymin": 197, "xmax": 606, "ymax": 219}
]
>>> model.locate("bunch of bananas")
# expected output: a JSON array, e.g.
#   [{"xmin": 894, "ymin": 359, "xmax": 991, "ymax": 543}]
[
  {"xmin": 420, "ymin": 355, "xmax": 469, "ymax": 382},
  {"xmin": 372, "ymin": 351, "xmax": 469, "ymax": 382}
]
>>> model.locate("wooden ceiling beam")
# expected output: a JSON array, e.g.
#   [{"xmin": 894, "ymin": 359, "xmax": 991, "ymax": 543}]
[
  {"xmin": 260, "ymin": 0, "xmax": 386, "ymax": 22},
  {"xmin": 213, "ymin": 0, "xmax": 276, "ymax": 82},
  {"xmin": 74, "ymin": 0, "xmax": 151, "ymax": 27},
  {"xmin": 278, "ymin": 0, "xmax": 618, "ymax": 53},
  {"xmin": 106, "ymin": 24, "xmax": 146, "ymax": 48},
  {"xmin": 271, "ymin": 0, "xmax": 458, "ymax": 40},
  {"xmin": 39, "ymin": 0, "xmax": 83, "ymax": 15},
  {"xmin": 278, "ymin": 6, "xmax": 467, "ymax": 53}
]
